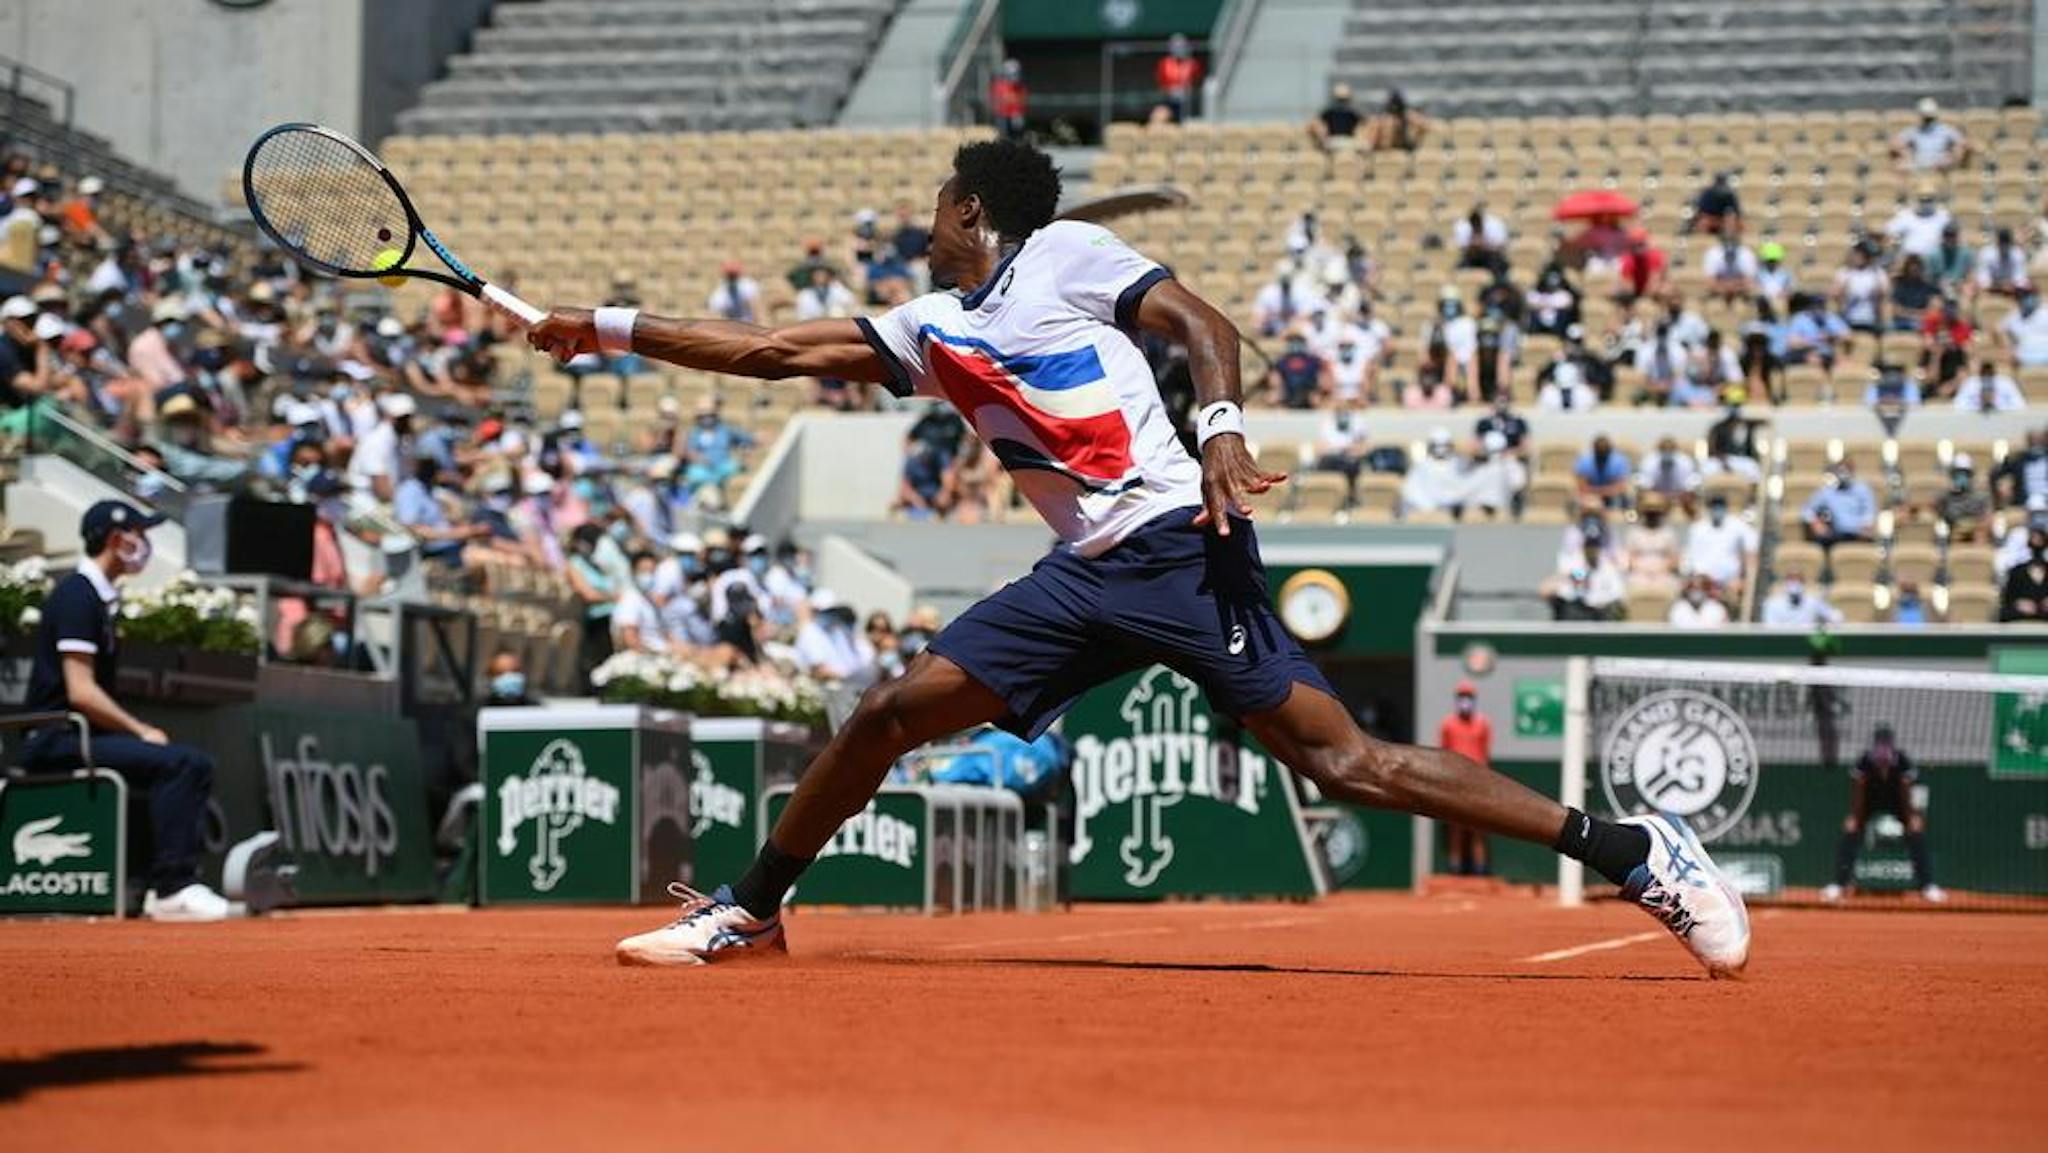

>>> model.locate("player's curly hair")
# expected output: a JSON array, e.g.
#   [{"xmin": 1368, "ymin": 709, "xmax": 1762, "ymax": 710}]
[{"xmin": 951, "ymin": 138, "xmax": 1062, "ymax": 241}]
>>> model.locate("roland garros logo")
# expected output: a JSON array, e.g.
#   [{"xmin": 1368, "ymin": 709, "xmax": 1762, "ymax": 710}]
[{"xmin": 1600, "ymin": 690, "xmax": 1758, "ymax": 840}]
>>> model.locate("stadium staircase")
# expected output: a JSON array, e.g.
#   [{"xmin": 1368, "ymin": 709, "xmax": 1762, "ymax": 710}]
[
  {"xmin": 396, "ymin": 0, "xmax": 908, "ymax": 135},
  {"xmin": 1327, "ymin": 0, "xmax": 2032, "ymax": 118}
]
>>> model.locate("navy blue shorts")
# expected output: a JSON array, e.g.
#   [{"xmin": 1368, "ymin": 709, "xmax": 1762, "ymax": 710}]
[{"xmin": 927, "ymin": 507, "xmax": 1337, "ymax": 739}]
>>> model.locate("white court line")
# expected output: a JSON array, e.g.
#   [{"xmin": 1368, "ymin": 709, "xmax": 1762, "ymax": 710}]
[
  {"xmin": 1520, "ymin": 930, "xmax": 1664, "ymax": 964},
  {"xmin": 1198, "ymin": 916, "xmax": 1317, "ymax": 932}
]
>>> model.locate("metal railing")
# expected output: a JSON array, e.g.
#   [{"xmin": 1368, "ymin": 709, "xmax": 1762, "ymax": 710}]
[
  {"xmin": 21, "ymin": 405, "xmax": 188, "ymax": 510},
  {"xmin": 0, "ymin": 53, "xmax": 75, "ymax": 131},
  {"xmin": 1203, "ymin": 0, "xmax": 1263, "ymax": 121},
  {"xmin": 935, "ymin": 0, "xmax": 1004, "ymax": 127}
]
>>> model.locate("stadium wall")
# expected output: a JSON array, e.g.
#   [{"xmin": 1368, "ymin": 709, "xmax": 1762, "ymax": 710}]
[{"xmin": 0, "ymin": 0, "xmax": 490, "ymax": 204}]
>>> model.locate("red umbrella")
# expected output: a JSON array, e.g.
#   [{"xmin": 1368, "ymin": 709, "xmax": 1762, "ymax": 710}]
[{"xmin": 1553, "ymin": 189, "xmax": 1640, "ymax": 221}]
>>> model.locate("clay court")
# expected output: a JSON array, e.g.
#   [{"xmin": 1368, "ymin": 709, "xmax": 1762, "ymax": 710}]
[{"xmin": 4, "ymin": 892, "xmax": 2045, "ymax": 1152}]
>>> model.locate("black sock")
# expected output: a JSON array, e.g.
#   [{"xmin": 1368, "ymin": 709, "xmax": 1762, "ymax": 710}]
[
  {"xmin": 1904, "ymin": 831, "xmax": 1934, "ymax": 890},
  {"xmin": 1834, "ymin": 829, "xmax": 1862, "ymax": 887},
  {"xmin": 1553, "ymin": 808, "xmax": 1651, "ymax": 887},
  {"xmin": 729, "ymin": 840, "xmax": 812, "ymax": 920}
]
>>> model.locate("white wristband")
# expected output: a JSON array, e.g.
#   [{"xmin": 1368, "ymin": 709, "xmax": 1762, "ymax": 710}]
[
  {"xmin": 594, "ymin": 307, "xmax": 639, "ymax": 356},
  {"xmin": 1196, "ymin": 400, "xmax": 1245, "ymax": 450}
]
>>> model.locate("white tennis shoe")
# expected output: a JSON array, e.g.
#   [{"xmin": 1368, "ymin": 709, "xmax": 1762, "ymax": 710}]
[
  {"xmin": 616, "ymin": 883, "xmax": 787, "ymax": 967},
  {"xmin": 1618, "ymin": 813, "xmax": 1751, "ymax": 978},
  {"xmin": 142, "ymin": 882, "xmax": 232, "ymax": 923}
]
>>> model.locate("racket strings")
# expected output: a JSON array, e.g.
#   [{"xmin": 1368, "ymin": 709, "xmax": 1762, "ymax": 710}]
[{"xmin": 246, "ymin": 130, "xmax": 411, "ymax": 276}]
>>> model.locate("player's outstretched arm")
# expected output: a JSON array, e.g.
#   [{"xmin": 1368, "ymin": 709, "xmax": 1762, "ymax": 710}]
[
  {"xmin": 1136, "ymin": 279, "xmax": 1285, "ymax": 536},
  {"xmin": 527, "ymin": 308, "xmax": 890, "ymax": 384}
]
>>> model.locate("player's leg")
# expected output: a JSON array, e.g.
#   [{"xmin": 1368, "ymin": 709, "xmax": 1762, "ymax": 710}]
[
  {"xmin": 1828, "ymin": 795, "xmax": 1870, "ymax": 900},
  {"xmin": 21, "ymin": 729, "xmax": 224, "ymax": 919}
]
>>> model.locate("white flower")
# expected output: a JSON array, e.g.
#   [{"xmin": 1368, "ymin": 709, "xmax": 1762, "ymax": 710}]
[
  {"xmin": 18, "ymin": 606, "xmax": 39, "ymax": 628},
  {"xmin": 234, "ymin": 605, "xmax": 260, "ymax": 628}
]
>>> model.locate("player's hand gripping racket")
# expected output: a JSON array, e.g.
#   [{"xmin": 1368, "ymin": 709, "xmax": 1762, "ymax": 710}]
[{"xmin": 241, "ymin": 123, "xmax": 545, "ymax": 328}]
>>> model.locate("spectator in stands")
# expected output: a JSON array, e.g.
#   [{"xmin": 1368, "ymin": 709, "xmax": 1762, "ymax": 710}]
[
  {"xmin": 795, "ymin": 263, "xmax": 858, "ymax": 324},
  {"xmin": 890, "ymin": 199, "xmax": 931, "ymax": 265},
  {"xmin": 795, "ymin": 590, "xmax": 876, "ymax": 684},
  {"xmin": 683, "ymin": 399, "xmax": 752, "ymax": 496},
  {"xmin": 0, "ymin": 179, "xmax": 39, "ymax": 295},
  {"xmin": 1308, "ymin": 82, "xmax": 1363, "ymax": 150},
  {"xmin": 1636, "ymin": 436, "xmax": 1702, "ymax": 515},
  {"xmin": 1668, "ymin": 574, "xmax": 1731, "ymax": 629},
  {"xmin": 1996, "ymin": 493, "xmax": 2048, "ymax": 580},
  {"xmin": 706, "ymin": 260, "xmax": 760, "ymax": 323},
  {"xmin": 1784, "ymin": 292, "xmax": 1850, "ymax": 386},
  {"xmin": 1918, "ymin": 297, "xmax": 1974, "ymax": 394},
  {"xmin": 1928, "ymin": 222, "xmax": 1974, "ymax": 299},
  {"xmin": 1151, "ymin": 34, "xmax": 1202, "ymax": 124},
  {"xmin": 1688, "ymin": 172, "xmax": 1742, "ymax": 236},
  {"xmin": 395, "ymin": 453, "xmax": 490, "ymax": 568},
  {"xmin": 1366, "ymin": 88, "xmax": 1427, "ymax": 152},
  {"xmin": 1631, "ymin": 316, "xmax": 1688, "ymax": 406},
  {"xmin": 1683, "ymin": 492, "xmax": 1757, "ymax": 600},
  {"xmin": 865, "ymin": 612, "xmax": 905, "ymax": 680},
  {"xmin": 946, "ymin": 438, "xmax": 1002, "ymax": 524},
  {"xmin": 1999, "ymin": 522, "xmax": 2048, "ymax": 623},
  {"xmin": 1891, "ymin": 97, "xmax": 1971, "ymax": 172},
  {"xmin": 1326, "ymin": 324, "xmax": 1378, "ymax": 405},
  {"xmin": 1890, "ymin": 579, "xmax": 1928, "ymax": 626},
  {"xmin": 990, "ymin": 58, "xmax": 1028, "ymax": 141},
  {"xmin": 1754, "ymin": 241, "xmax": 1794, "ymax": 311},
  {"xmin": 1252, "ymin": 259, "xmax": 1305, "ymax": 339},
  {"xmin": 1401, "ymin": 352, "xmax": 1458, "ymax": 410},
  {"xmin": 1885, "ymin": 188, "xmax": 1952, "ymax": 263},
  {"xmin": 2000, "ymin": 290, "xmax": 2048, "ymax": 368},
  {"xmin": 1475, "ymin": 393, "xmax": 1529, "ymax": 510},
  {"xmin": 1524, "ymin": 264, "xmax": 1579, "ymax": 337},
  {"xmin": 1976, "ymin": 226, "xmax": 2032, "ymax": 299},
  {"xmin": 1889, "ymin": 254, "xmax": 1939, "ymax": 333},
  {"xmin": 1462, "ymin": 430, "xmax": 1518, "ymax": 520},
  {"xmin": 897, "ymin": 437, "xmax": 952, "ymax": 519},
  {"xmin": 762, "ymin": 541, "xmax": 813, "ymax": 626},
  {"xmin": 1761, "ymin": 569, "xmax": 1842, "ymax": 628},
  {"xmin": 1540, "ymin": 531, "xmax": 1625, "ymax": 621},
  {"xmin": 1832, "ymin": 243, "xmax": 1890, "ymax": 340},
  {"xmin": 55, "ymin": 175, "xmax": 108, "ymax": 249},
  {"xmin": 1701, "ymin": 233, "xmax": 1758, "ymax": 306},
  {"xmin": 1452, "ymin": 204, "xmax": 1509, "ymax": 274},
  {"xmin": 1952, "ymin": 360, "xmax": 2025, "ymax": 412},
  {"xmin": 1622, "ymin": 493, "xmax": 1682, "ymax": 593},
  {"xmin": 1311, "ymin": 396, "xmax": 1370, "ymax": 502},
  {"xmin": 1573, "ymin": 434, "xmax": 1631, "ymax": 509},
  {"xmin": 1471, "ymin": 301, "xmax": 1518, "ymax": 404},
  {"xmin": 1802, "ymin": 459, "xmax": 1878, "ymax": 548},
  {"xmin": 1930, "ymin": 453, "xmax": 1994, "ymax": 543},
  {"xmin": 346, "ymin": 391, "xmax": 412, "ymax": 503},
  {"xmin": 1994, "ymin": 428, "xmax": 2047, "ymax": 510},
  {"xmin": 1425, "ymin": 287, "xmax": 1478, "ymax": 398},
  {"xmin": 485, "ymin": 649, "xmax": 534, "ymax": 707},
  {"xmin": 1269, "ymin": 331, "xmax": 1329, "ymax": 409},
  {"xmin": 1534, "ymin": 329, "xmax": 1600, "ymax": 411},
  {"xmin": 1400, "ymin": 428, "xmax": 1466, "ymax": 518},
  {"xmin": 1865, "ymin": 360, "xmax": 1923, "ymax": 427},
  {"xmin": 1674, "ymin": 330, "xmax": 1741, "ymax": 409},
  {"xmin": 1615, "ymin": 228, "xmax": 1668, "ymax": 304},
  {"xmin": 613, "ymin": 552, "xmax": 670, "ymax": 655}
]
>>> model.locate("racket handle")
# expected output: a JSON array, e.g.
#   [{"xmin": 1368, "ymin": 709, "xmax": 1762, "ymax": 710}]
[{"xmin": 481, "ymin": 282, "xmax": 548, "ymax": 328}]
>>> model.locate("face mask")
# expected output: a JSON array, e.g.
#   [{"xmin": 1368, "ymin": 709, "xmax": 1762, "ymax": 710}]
[
  {"xmin": 747, "ymin": 555, "xmax": 769, "ymax": 577},
  {"xmin": 680, "ymin": 556, "xmax": 704, "ymax": 579},
  {"xmin": 635, "ymin": 572, "xmax": 655, "ymax": 592},
  {"xmin": 1785, "ymin": 581, "xmax": 1805, "ymax": 602},
  {"xmin": 490, "ymin": 672, "xmax": 526, "ymax": 699},
  {"xmin": 115, "ymin": 532, "xmax": 152, "ymax": 575},
  {"xmin": 607, "ymin": 521, "xmax": 631, "ymax": 542},
  {"xmin": 1708, "ymin": 507, "xmax": 1726, "ymax": 525},
  {"xmin": 1455, "ymin": 697, "xmax": 1475, "ymax": 717}
]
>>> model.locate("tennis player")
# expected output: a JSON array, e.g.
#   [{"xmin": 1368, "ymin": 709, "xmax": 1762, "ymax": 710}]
[{"xmin": 528, "ymin": 139, "xmax": 1749, "ymax": 975}]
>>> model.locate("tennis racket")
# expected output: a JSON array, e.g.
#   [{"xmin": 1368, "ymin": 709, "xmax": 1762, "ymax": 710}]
[{"xmin": 242, "ymin": 122, "xmax": 546, "ymax": 328}]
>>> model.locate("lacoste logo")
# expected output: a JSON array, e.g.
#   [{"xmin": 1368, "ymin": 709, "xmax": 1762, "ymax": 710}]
[
  {"xmin": 13, "ymin": 815, "xmax": 91, "ymax": 867},
  {"xmin": 1227, "ymin": 625, "xmax": 1247, "ymax": 655}
]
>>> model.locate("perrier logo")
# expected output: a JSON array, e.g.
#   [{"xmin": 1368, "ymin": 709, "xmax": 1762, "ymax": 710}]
[
  {"xmin": 1069, "ymin": 668, "xmax": 1270, "ymax": 887},
  {"xmin": 1993, "ymin": 688, "xmax": 2048, "ymax": 778},
  {"xmin": 497, "ymin": 739, "xmax": 622, "ymax": 891}
]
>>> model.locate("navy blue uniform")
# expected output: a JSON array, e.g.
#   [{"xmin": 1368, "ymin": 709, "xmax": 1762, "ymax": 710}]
[
  {"xmin": 929, "ymin": 508, "xmax": 1335, "ymax": 740},
  {"xmin": 19, "ymin": 566, "xmax": 214, "ymax": 893}
]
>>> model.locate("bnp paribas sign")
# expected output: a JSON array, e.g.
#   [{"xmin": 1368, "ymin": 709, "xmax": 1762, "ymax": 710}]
[{"xmin": 1064, "ymin": 668, "xmax": 1326, "ymax": 899}]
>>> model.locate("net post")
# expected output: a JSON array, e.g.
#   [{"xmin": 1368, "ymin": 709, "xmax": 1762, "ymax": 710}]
[
  {"xmin": 1409, "ymin": 813, "xmax": 1431, "ymax": 896},
  {"xmin": 1558, "ymin": 656, "xmax": 1590, "ymax": 908}
]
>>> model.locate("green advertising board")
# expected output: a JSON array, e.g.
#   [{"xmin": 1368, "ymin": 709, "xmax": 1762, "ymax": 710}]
[
  {"xmin": 1063, "ymin": 667, "xmax": 1327, "ymax": 899},
  {"xmin": 1004, "ymin": 0, "xmax": 1224, "ymax": 40},
  {"xmin": 764, "ymin": 787, "xmax": 933, "ymax": 910},
  {"xmin": 1992, "ymin": 648, "xmax": 2048, "ymax": 779},
  {"xmin": 1513, "ymin": 677, "xmax": 1565, "ymax": 738},
  {"xmin": 0, "ymin": 770, "xmax": 126, "ymax": 916},
  {"xmin": 690, "ymin": 718, "xmax": 814, "ymax": 887},
  {"xmin": 479, "ymin": 706, "xmax": 693, "ymax": 905},
  {"xmin": 254, "ymin": 706, "xmax": 436, "ymax": 904}
]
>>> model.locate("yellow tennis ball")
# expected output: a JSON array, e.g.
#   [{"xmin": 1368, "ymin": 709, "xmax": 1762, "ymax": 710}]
[{"xmin": 371, "ymin": 247, "xmax": 406, "ymax": 288}]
